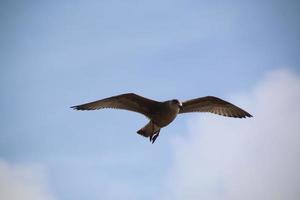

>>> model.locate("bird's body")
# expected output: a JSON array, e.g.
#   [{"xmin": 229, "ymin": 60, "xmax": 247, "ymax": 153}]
[
  {"xmin": 136, "ymin": 100, "xmax": 181, "ymax": 142},
  {"xmin": 150, "ymin": 101, "xmax": 181, "ymax": 127},
  {"xmin": 71, "ymin": 93, "xmax": 252, "ymax": 143}
]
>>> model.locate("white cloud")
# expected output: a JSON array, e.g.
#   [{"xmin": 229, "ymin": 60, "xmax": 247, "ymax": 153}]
[
  {"xmin": 163, "ymin": 69, "xmax": 300, "ymax": 200},
  {"xmin": 0, "ymin": 160, "xmax": 56, "ymax": 200}
]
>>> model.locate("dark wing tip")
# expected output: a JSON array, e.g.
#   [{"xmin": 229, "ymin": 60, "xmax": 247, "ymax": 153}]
[
  {"xmin": 226, "ymin": 109, "xmax": 253, "ymax": 119},
  {"xmin": 247, "ymin": 113, "xmax": 253, "ymax": 118},
  {"xmin": 70, "ymin": 104, "xmax": 100, "ymax": 111},
  {"xmin": 242, "ymin": 109, "xmax": 253, "ymax": 118},
  {"xmin": 239, "ymin": 111, "xmax": 253, "ymax": 118},
  {"xmin": 70, "ymin": 105, "xmax": 82, "ymax": 110}
]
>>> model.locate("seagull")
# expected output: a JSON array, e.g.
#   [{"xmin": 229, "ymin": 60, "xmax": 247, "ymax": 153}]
[{"xmin": 71, "ymin": 93, "xmax": 252, "ymax": 143}]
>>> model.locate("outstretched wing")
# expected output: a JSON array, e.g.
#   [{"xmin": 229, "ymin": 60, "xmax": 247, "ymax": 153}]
[
  {"xmin": 179, "ymin": 96, "xmax": 252, "ymax": 118},
  {"xmin": 71, "ymin": 93, "xmax": 160, "ymax": 118}
]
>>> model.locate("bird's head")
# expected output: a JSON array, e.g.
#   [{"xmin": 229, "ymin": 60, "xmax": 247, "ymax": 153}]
[{"xmin": 169, "ymin": 99, "xmax": 183, "ymax": 110}]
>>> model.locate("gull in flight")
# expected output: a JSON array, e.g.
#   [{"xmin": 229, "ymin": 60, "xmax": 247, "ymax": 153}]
[{"xmin": 71, "ymin": 93, "xmax": 252, "ymax": 143}]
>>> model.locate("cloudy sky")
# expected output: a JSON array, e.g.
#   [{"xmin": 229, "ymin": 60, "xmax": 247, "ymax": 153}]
[{"xmin": 1, "ymin": 0, "xmax": 300, "ymax": 200}]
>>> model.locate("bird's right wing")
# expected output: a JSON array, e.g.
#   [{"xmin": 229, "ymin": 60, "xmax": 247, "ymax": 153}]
[
  {"xmin": 71, "ymin": 93, "xmax": 160, "ymax": 118},
  {"xmin": 179, "ymin": 96, "xmax": 252, "ymax": 118}
]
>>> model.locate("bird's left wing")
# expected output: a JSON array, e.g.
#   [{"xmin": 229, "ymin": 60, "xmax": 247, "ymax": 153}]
[
  {"xmin": 71, "ymin": 93, "xmax": 160, "ymax": 119},
  {"xmin": 179, "ymin": 96, "xmax": 252, "ymax": 118}
]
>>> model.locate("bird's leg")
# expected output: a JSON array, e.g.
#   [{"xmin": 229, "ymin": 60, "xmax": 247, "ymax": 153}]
[
  {"xmin": 149, "ymin": 122, "xmax": 155, "ymax": 142},
  {"xmin": 151, "ymin": 130, "xmax": 160, "ymax": 144},
  {"xmin": 151, "ymin": 133, "xmax": 159, "ymax": 144}
]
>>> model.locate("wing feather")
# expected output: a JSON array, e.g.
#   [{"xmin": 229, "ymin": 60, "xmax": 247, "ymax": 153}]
[
  {"xmin": 179, "ymin": 96, "xmax": 252, "ymax": 118},
  {"xmin": 71, "ymin": 93, "xmax": 160, "ymax": 118}
]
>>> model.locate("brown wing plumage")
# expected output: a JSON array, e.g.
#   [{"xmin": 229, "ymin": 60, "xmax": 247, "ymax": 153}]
[
  {"xmin": 179, "ymin": 96, "xmax": 252, "ymax": 118},
  {"xmin": 71, "ymin": 93, "xmax": 160, "ymax": 118}
]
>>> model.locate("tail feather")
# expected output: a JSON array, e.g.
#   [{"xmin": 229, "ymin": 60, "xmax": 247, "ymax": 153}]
[{"xmin": 137, "ymin": 121, "xmax": 160, "ymax": 138}]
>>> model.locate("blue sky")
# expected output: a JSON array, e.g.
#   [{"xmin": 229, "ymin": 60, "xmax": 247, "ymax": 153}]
[{"xmin": 1, "ymin": 1, "xmax": 300, "ymax": 200}]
